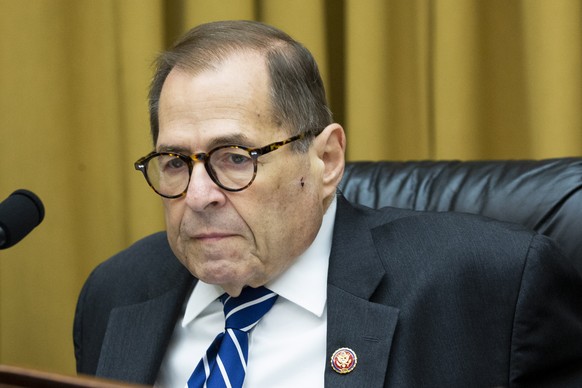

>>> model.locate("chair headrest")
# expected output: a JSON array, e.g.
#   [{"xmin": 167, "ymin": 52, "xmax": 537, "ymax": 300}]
[{"xmin": 340, "ymin": 158, "xmax": 582, "ymax": 274}]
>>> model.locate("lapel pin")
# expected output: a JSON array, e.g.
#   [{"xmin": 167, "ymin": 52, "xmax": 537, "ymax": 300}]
[{"xmin": 330, "ymin": 347, "xmax": 357, "ymax": 374}]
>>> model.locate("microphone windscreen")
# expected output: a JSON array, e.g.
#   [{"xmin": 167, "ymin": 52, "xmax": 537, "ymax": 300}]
[{"xmin": 0, "ymin": 189, "xmax": 45, "ymax": 249}]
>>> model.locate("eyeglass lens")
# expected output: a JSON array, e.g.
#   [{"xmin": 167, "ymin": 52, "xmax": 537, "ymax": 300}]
[{"xmin": 146, "ymin": 147, "xmax": 256, "ymax": 196}]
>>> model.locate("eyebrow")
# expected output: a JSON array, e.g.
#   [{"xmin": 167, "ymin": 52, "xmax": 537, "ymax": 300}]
[{"xmin": 156, "ymin": 133, "xmax": 253, "ymax": 154}]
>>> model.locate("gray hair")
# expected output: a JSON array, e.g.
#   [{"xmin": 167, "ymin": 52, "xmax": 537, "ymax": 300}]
[{"xmin": 148, "ymin": 20, "xmax": 332, "ymax": 152}]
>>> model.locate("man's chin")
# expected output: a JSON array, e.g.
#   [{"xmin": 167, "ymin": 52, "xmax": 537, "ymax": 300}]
[{"xmin": 196, "ymin": 263, "xmax": 255, "ymax": 295}]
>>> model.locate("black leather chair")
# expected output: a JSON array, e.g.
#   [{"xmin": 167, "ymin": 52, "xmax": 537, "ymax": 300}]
[{"xmin": 339, "ymin": 158, "xmax": 582, "ymax": 276}]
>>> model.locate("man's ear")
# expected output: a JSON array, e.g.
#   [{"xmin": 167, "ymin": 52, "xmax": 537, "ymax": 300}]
[{"xmin": 316, "ymin": 123, "xmax": 346, "ymax": 196}]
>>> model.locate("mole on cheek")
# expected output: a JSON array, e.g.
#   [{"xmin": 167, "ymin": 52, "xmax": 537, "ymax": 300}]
[{"xmin": 300, "ymin": 177, "xmax": 305, "ymax": 188}]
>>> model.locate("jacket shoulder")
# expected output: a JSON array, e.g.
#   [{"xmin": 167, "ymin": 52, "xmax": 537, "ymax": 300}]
[
  {"xmin": 74, "ymin": 232, "xmax": 192, "ymax": 375},
  {"xmin": 83, "ymin": 231, "xmax": 188, "ymax": 303}
]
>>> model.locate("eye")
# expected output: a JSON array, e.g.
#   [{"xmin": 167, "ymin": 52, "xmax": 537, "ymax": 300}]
[
  {"xmin": 168, "ymin": 158, "xmax": 186, "ymax": 169},
  {"xmin": 158, "ymin": 155, "xmax": 188, "ymax": 174},
  {"xmin": 212, "ymin": 148, "xmax": 253, "ymax": 170},
  {"xmin": 228, "ymin": 153, "xmax": 250, "ymax": 165}
]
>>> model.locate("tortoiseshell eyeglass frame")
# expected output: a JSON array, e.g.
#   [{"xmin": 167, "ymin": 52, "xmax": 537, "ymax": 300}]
[{"xmin": 134, "ymin": 128, "xmax": 324, "ymax": 198}]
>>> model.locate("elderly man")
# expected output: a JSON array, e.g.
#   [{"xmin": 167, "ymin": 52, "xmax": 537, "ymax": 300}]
[{"xmin": 74, "ymin": 20, "xmax": 582, "ymax": 387}]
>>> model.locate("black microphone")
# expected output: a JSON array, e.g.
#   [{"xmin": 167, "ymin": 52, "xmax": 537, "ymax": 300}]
[{"xmin": 0, "ymin": 189, "xmax": 45, "ymax": 249}]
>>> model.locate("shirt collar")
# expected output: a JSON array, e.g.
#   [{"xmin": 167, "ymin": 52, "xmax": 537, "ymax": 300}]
[{"xmin": 182, "ymin": 197, "xmax": 336, "ymax": 326}]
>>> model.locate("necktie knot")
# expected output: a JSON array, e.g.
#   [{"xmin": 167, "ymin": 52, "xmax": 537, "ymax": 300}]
[{"xmin": 221, "ymin": 286, "xmax": 278, "ymax": 332}]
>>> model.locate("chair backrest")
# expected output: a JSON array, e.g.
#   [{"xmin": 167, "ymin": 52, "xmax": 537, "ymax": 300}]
[{"xmin": 339, "ymin": 158, "xmax": 582, "ymax": 276}]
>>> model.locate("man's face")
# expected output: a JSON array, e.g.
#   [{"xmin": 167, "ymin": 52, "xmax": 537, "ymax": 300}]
[{"xmin": 157, "ymin": 53, "xmax": 328, "ymax": 296}]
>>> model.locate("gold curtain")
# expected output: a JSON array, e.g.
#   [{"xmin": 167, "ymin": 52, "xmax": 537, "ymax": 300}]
[{"xmin": 1, "ymin": 0, "xmax": 580, "ymax": 376}]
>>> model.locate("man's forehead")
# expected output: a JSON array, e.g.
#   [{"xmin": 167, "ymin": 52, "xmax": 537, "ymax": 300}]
[
  {"xmin": 155, "ymin": 50, "xmax": 290, "ymax": 154},
  {"xmin": 155, "ymin": 115, "xmax": 286, "ymax": 153},
  {"xmin": 161, "ymin": 53, "xmax": 272, "ymax": 112}
]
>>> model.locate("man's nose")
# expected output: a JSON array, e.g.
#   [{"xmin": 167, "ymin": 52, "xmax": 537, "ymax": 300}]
[{"xmin": 183, "ymin": 163, "xmax": 227, "ymax": 210}]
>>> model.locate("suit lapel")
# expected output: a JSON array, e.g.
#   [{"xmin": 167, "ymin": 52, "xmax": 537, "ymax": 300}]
[
  {"xmin": 96, "ymin": 270, "xmax": 194, "ymax": 385},
  {"xmin": 325, "ymin": 196, "xmax": 399, "ymax": 387}
]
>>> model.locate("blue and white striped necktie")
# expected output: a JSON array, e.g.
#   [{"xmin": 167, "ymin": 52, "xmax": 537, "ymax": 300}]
[{"xmin": 187, "ymin": 286, "xmax": 278, "ymax": 388}]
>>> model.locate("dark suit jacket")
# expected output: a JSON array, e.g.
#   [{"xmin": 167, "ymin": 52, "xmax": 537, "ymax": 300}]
[{"xmin": 74, "ymin": 195, "xmax": 582, "ymax": 387}]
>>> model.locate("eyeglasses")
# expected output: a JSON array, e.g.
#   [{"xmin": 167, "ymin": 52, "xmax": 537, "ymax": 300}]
[{"xmin": 134, "ymin": 129, "xmax": 322, "ymax": 198}]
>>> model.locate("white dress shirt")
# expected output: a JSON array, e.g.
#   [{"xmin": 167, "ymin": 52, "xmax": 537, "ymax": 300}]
[{"xmin": 155, "ymin": 198, "xmax": 336, "ymax": 387}]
